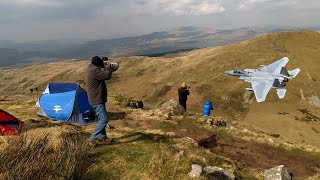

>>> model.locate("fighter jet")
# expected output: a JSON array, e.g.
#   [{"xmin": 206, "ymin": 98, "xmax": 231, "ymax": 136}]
[{"xmin": 224, "ymin": 57, "xmax": 300, "ymax": 102}]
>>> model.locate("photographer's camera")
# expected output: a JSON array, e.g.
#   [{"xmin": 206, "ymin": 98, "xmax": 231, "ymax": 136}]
[{"xmin": 101, "ymin": 56, "xmax": 119, "ymax": 71}]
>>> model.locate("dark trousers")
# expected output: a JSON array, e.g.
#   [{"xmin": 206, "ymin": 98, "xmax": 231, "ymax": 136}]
[{"xmin": 179, "ymin": 100, "xmax": 187, "ymax": 111}]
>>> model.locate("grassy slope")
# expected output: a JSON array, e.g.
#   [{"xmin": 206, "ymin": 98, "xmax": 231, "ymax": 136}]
[
  {"xmin": 1, "ymin": 31, "xmax": 319, "ymax": 117},
  {"xmin": 111, "ymin": 30, "xmax": 320, "ymax": 117},
  {"xmin": 1, "ymin": 30, "xmax": 319, "ymax": 148}
]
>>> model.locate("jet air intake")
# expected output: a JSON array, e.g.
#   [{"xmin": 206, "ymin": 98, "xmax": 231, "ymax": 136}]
[
  {"xmin": 246, "ymin": 88, "xmax": 253, "ymax": 91},
  {"xmin": 280, "ymin": 67, "xmax": 290, "ymax": 77}
]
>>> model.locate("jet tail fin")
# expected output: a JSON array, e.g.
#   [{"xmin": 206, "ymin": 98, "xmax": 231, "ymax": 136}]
[
  {"xmin": 288, "ymin": 68, "xmax": 300, "ymax": 78},
  {"xmin": 277, "ymin": 89, "xmax": 287, "ymax": 99}
]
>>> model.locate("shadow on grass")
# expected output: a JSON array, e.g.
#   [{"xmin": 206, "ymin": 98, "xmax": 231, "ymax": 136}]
[
  {"xmin": 22, "ymin": 118, "xmax": 65, "ymax": 132},
  {"xmin": 296, "ymin": 109, "xmax": 320, "ymax": 122},
  {"xmin": 108, "ymin": 111, "xmax": 126, "ymax": 120},
  {"xmin": 91, "ymin": 132, "xmax": 172, "ymax": 148}
]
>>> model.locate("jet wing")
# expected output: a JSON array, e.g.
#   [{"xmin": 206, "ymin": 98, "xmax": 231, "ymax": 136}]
[
  {"xmin": 251, "ymin": 81, "xmax": 273, "ymax": 102},
  {"xmin": 260, "ymin": 57, "xmax": 289, "ymax": 74}
]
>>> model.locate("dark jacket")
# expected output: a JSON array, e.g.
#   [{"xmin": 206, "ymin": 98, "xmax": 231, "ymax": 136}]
[
  {"xmin": 178, "ymin": 87, "xmax": 190, "ymax": 101},
  {"xmin": 85, "ymin": 64, "xmax": 112, "ymax": 105}
]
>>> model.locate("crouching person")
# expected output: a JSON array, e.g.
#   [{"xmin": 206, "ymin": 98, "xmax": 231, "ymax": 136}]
[
  {"xmin": 202, "ymin": 101, "xmax": 213, "ymax": 117},
  {"xmin": 85, "ymin": 56, "xmax": 114, "ymax": 146}
]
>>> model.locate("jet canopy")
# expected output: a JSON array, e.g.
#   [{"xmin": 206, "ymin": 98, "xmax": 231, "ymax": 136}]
[{"xmin": 233, "ymin": 70, "xmax": 245, "ymax": 74}]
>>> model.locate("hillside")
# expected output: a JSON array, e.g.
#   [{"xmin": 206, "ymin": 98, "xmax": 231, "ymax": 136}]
[
  {"xmin": 1, "ymin": 32, "xmax": 320, "ymax": 134},
  {"xmin": 1, "ymin": 30, "xmax": 320, "ymax": 179},
  {"xmin": 1, "ymin": 30, "xmax": 320, "ymax": 148},
  {"xmin": 1, "ymin": 30, "xmax": 319, "ymax": 111},
  {"xmin": 0, "ymin": 26, "xmax": 274, "ymax": 67}
]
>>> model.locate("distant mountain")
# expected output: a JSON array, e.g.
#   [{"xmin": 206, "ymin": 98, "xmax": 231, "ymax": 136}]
[
  {"xmin": 0, "ymin": 48, "xmax": 59, "ymax": 66},
  {"xmin": 1, "ymin": 26, "xmax": 319, "ymax": 67},
  {"xmin": 57, "ymin": 27, "xmax": 265, "ymax": 58}
]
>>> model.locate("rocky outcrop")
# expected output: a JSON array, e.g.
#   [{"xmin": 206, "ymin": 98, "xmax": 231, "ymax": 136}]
[
  {"xmin": 188, "ymin": 164, "xmax": 235, "ymax": 180},
  {"xmin": 264, "ymin": 165, "xmax": 291, "ymax": 180},
  {"xmin": 308, "ymin": 95, "xmax": 320, "ymax": 108},
  {"xmin": 202, "ymin": 166, "xmax": 235, "ymax": 180},
  {"xmin": 160, "ymin": 99, "xmax": 185, "ymax": 114},
  {"xmin": 188, "ymin": 164, "xmax": 203, "ymax": 178},
  {"xmin": 199, "ymin": 116, "xmax": 227, "ymax": 127},
  {"xmin": 127, "ymin": 99, "xmax": 144, "ymax": 109},
  {"xmin": 148, "ymin": 109, "xmax": 172, "ymax": 120}
]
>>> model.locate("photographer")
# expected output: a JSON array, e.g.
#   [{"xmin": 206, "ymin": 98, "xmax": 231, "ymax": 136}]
[
  {"xmin": 178, "ymin": 82, "xmax": 190, "ymax": 111},
  {"xmin": 85, "ymin": 56, "xmax": 118, "ymax": 146}
]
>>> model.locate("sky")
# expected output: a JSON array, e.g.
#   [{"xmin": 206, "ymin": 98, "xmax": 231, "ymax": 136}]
[{"xmin": 0, "ymin": 0, "xmax": 319, "ymax": 42}]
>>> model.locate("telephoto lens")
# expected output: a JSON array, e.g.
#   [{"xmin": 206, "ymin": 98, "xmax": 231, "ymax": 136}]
[{"xmin": 110, "ymin": 62, "xmax": 119, "ymax": 71}]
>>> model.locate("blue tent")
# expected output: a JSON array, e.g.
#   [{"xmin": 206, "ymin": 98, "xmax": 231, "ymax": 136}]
[{"xmin": 37, "ymin": 83, "xmax": 96, "ymax": 125}]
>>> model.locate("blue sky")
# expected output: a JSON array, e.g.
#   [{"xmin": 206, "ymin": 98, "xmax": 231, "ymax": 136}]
[{"xmin": 0, "ymin": 0, "xmax": 319, "ymax": 42}]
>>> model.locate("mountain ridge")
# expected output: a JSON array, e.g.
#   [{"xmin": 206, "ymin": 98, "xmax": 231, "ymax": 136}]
[
  {"xmin": 2, "ymin": 30, "xmax": 319, "ymax": 149},
  {"xmin": 0, "ymin": 26, "xmax": 310, "ymax": 67}
]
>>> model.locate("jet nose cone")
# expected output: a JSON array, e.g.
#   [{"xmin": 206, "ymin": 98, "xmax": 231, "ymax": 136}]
[{"xmin": 224, "ymin": 71, "xmax": 231, "ymax": 75}]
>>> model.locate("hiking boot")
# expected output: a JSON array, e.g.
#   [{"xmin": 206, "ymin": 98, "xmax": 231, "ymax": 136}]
[{"xmin": 87, "ymin": 140, "xmax": 97, "ymax": 147}]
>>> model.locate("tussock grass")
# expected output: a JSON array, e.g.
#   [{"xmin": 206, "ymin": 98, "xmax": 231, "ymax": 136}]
[
  {"xmin": 85, "ymin": 132, "xmax": 235, "ymax": 180},
  {"xmin": 0, "ymin": 130, "xmax": 90, "ymax": 180}
]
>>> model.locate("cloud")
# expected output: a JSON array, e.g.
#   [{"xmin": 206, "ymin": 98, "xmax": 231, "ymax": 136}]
[
  {"xmin": 0, "ymin": 0, "xmax": 114, "ymax": 23},
  {"xmin": 1, "ymin": 0, "xmax": 63, "ymax": 6},
  {"xmin": 132, "ymin": 0, "xmax": 225, "ymax": 15},
  {"xmin": 0, "ymin": 0, "xmax": 319, "ymax": 42},
  {"xmin": 238, "ymin": 0, "xmax": 275, "ymax": 10},
  {"xmin": 236, "ymin": 0, "xmax": 310, "ymax": 12}
]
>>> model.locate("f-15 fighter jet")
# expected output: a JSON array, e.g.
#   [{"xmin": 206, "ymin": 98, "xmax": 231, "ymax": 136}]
[{"xmin": 224, "ymin": 57, "xmax": 300, "ymax": 102}]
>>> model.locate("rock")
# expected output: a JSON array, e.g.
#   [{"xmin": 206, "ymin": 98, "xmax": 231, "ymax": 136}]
[
  {"xmin": 125, "ymin": 99, "xmax": 143, "ymax": 109},
  {"xmin": 202, "ymin": 166, "xmax": 235, "ymax": 180},
  {"xmin": 188, "ymin": 164, "xmax": 203, "ymax": 178},
  {"xmin": 163, "ymin": 113, "xmax": 172, "ymax": 120},
  {"xmin": 204, "ymin": 149, "xmax": 212, "ymax": 154},
  {"xmin": 215, "ymin": 119, "xmax": 226, "ymax": 127},
  {"xmin": 151, "ymin": 109, "xmax": 169, "ymax": 118},
  {"xmin": 264, "ymin": 165, "xmax": 291, "ymax": 180},
  {"xmin": 206, "ymin": 118, "xmax": 214, "ymax": 125},
  {"xmin": 165, "ymin": 120, "xmax": 178, "ymax": 125},
  {"xmin": 308, "ymin": 95, "xmax": 320, "ymax": 108},
  {"xmin": 127, "ymin": 99, "xmax": 144, "ymax": 109},
  {"xmin": 180, "ymin": 137, "xmax": 195, "ymax": 143},
  {"xmin": 160, "ymin": 99, "xmax": 185, "ymax": 114},
  {"xmin": 198, "ymin": 117, "xmax": 207, "ymax": 122},
  {"xmin": 166, "ymin": 132, "xmax": 175, "ymax": 137}
]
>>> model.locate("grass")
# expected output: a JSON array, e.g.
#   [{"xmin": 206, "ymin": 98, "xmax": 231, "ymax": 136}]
[
  {"xmin": 113, "ymin": 94, "xmax": 130, "ymax": 108},
  {"xmin": 84, "ymin": 131, "xmax": 236, "ymax": 180},
  {"xmin": 0, "ymin": 130, "xmax": 90, "ymax": 180},
  {"xmin": 86, "ymin": 132, "xmax": 187, "ymax": 179}
]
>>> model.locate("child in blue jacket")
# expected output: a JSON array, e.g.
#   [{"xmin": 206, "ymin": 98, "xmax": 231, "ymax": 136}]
[{"xmin": 202, "ymin": 101, "xmax": 213, "ymax": 117}]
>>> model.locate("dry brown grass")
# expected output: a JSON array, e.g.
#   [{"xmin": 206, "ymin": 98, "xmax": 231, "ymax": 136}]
[{"xmin": 0, "ymin": 130, "xmax": 89, "ymax": 180}]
